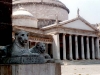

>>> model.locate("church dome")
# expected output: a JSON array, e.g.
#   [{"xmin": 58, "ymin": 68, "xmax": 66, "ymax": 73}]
[
  {"xmin": 13, "ymin": 0, "xmax": 69, "ymax": 11},
  {"xmin": 13, "ymin": 0, "xmax": 69, "ymax": 27},
  {"xmin": 12, "ymin": 7, "xmax": 33, "ymax": 17}
]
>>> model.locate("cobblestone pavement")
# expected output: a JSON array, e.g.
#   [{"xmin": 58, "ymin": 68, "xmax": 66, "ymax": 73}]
[{"xmin": 61, "ymin": 60, "xmax": 100, "ymax": 75}]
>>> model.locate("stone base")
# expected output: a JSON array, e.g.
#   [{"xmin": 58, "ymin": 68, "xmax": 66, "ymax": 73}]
[
  {"xmin": 54, "ymin": 59, "xmax": 64, "ymax": 65},
  {"xmin": 0, "ymin": 63, "xmax": 61, "ymax": 75},
  {"xmin": 2, "ymin": 56, "xmax": 45, "ymax": 64}
]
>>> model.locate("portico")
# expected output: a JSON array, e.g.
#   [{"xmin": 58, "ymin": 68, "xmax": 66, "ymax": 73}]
[
  {"xmin": 42, "ymin": 16, "xmax": 100, "ymax": 60},
  {"xmin": 60, "ymin": 34, "xmax": 99, "ymax": 60}
]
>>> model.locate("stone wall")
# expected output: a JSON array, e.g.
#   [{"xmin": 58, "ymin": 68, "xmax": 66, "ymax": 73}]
[
  {"xmin": 13, "ymin": 17, "xmax": 38, "ymax": 28},
  {"xmin": 0, "ymin": 63, "xmax": 61, "ymax": 75}
]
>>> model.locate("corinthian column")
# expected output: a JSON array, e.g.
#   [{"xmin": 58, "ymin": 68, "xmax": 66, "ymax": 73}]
[
  {"xmin": 63, "ymin": 34, "xmax": 66, "ymax": 60},
  {"xmin": 69, "ymin": 34, "xmax": 73, "ymax": 60},
  {"xmin": 75, "ymin": 35, "xmax": 79, "ymax": 60}
]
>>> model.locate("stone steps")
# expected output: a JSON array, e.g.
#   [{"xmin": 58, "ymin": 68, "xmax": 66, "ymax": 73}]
[{"xmin": 62, "ymin": 59, "xmax": 100, "ymax": 65}]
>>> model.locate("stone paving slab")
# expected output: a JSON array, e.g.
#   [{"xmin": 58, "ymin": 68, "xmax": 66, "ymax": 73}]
[
  {"xmin": 62, "ymin": 65, "xmax": 100, "ymax": 75},
  {"xmin": 61, "ymin": 60, "xmax": 100, "ymax": 75}
]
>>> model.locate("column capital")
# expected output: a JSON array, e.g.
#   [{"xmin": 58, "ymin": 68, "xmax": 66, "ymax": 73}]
[
  {"xmin": 81, "ymin": 35, "xmax": 84, "ymax": 37},
  {"xmin": 69, "ymin": 34, "xmax": 72, "ymax": 36},
  {"xmin": 75, "ymin": 35, "xmax": 78, "ymax": 36},
  {"xmin": 96, "ymin": 37, "xmax": 99, "ymax": 39},
  {"xmin": 54, "ymin": 32, "xmax": 59, "ymax": 35},
  {"xmin": 91, "ymin": 36, "xmax": 94, "ymax": 38},
  {"xmin": 86, "ymin": 36, "xmax": 90, "ymax": 38},
  {"xmin": 63, "ymin": 33, "xmax": 66, "ymax": 36},
  {"xmin": 91, "ymin": 36, "xmax": 96, "ymax": 38}
]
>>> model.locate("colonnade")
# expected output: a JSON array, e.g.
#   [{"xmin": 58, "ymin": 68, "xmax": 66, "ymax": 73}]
[
  {"xmin": 65, "ymin": 34, "xmax": 99, "ymax": 60},
  {"xmin": 53, "ymin": 33, "xmax": 100, "ymax": 60}
]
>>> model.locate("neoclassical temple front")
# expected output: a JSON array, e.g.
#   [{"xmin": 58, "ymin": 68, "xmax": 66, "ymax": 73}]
[{"xmin": 41, "ymin": 16, "xmax": 100, "ymax": 60}]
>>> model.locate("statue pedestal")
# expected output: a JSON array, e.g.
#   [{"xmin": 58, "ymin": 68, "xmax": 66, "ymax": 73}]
[{"xmin": 0, "ymin": 63, "xmax": 61, "ymax": 75}]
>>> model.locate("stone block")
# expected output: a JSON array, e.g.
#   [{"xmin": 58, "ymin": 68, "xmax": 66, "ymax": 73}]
[{"xmin": 0, "ymin": 63, "xmax": 61, "ymax": 75}]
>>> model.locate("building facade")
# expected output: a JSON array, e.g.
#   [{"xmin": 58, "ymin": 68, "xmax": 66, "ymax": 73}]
[{"xmin": 12, "ymin": 0, "xmax": 100, "ymax": 60}]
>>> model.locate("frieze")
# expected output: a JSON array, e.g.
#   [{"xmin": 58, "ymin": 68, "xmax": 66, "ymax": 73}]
[
  {"xmin": 64, "ymin": 28, "xmax": 97, "ymax": 36},
  {"xmin": 29, "ymin": 37, "xmax": 52, "ymax": 43},
  {"xmin": 44, "ymin": 27, "xmax": 97, "ymax": 36}
]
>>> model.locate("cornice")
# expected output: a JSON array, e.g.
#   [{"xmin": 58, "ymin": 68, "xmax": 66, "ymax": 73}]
[{"xmin": 44, "ymin": 26, "xmax": 98, "ymax": 36}]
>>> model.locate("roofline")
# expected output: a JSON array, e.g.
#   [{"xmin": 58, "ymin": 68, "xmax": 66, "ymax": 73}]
[
  {"xmin": 41, "ymin": 16, "xmax": 98, "ymax": 31},
  {"xmin": 59, "ymin": 16, "xmax": 98, "ymax": 31}
]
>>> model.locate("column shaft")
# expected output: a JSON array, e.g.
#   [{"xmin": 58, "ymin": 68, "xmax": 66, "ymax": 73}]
[
  {"xmin": 52, "ymin": 33, "xmax": 60, "ymax": 60},
  {"xmin": 56, "ymin": 34, "xmax": 60, "ymax": 60},
  {"xmin": 69, "ymin": 34, "xmax": 73, "ymax": 60},
  {"xmin": 96, "ymin": 37, "xmax": 100, "ymax": 59},
  {"xmin": 91, "ymin": 37, "xmax": 95, "ymax": 59},
  {"xmin": 81, "ymin": 36, "xmax": 85, "ymax": 59},
  {"xmin": 63, "ymin": 34, "xmax": 66, "ymax": 60},
  {"xmin": 86, "ymin": 37, "xmax": 90, "ymax": 59},
  {"xmin": 75, "ymin": 35, "xmax": 79, "ymax": 59}
]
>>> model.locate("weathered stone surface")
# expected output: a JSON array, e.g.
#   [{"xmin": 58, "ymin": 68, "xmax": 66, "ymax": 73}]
[
  {"xmin": 0, "ymin": 63, "xmax": 61, "ymax": 75},
  {"xmin": 3, "ymin": 56, "xmax": 45, "ymax": 64}
]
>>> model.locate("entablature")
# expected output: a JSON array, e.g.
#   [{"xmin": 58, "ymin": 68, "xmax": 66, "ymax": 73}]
[{"xmin": 44, "ymin": 26, "xmax": 99, "ymax": 37}]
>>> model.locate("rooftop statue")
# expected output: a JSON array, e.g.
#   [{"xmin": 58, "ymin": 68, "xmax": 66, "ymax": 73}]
[{"xmin": 0, "ymin": 30, "xmax": 54, "ymax": 64}]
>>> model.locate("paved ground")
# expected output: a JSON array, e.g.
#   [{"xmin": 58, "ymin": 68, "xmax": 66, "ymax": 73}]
[{"xmin": 61, "ymin": 60, "xmax": 100, "ymax": 75}]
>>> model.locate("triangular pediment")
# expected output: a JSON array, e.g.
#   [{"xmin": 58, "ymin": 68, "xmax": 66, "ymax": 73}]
[{"xmin": 62, "ymin": 18, "xmax": 96, "ymax": 31}]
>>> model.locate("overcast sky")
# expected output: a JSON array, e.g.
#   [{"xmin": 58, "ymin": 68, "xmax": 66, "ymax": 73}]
[{"xmin": 59, "ymin": 0, "xmax": 100, "ymax": 24}]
